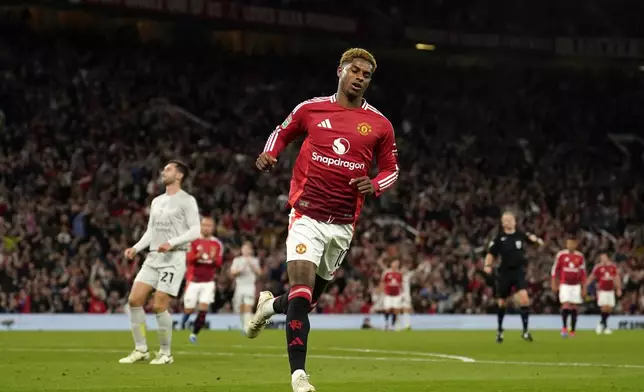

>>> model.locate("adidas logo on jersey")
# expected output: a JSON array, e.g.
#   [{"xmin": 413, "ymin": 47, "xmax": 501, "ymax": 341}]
[{"xmin": 317, "ymin": 119, "xmax": 332, "ymax": 129}]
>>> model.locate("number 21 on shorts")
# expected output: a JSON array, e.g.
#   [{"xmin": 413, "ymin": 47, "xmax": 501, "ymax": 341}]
[{"xmin": 160, "ymin": 271, "xmax": 174, "ymax": 283}]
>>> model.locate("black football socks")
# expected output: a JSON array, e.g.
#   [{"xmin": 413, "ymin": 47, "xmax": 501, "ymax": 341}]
[
  {"xmin": 497, "ymin": 306, "xmax": 506, "ymax": 332},
  {"xmin": 561, "ymin": 308, "xmax": 570, "ymax": 329},
  {"xmin": 520, "ymin": 306, "xmax": 530, "ymax": 333},
  {"xmin": 192, "ymin": 311, "xmax": 207, "ymax": 335},
  {"xmin": 286, "ymin": 285, "xmax": 312, "ymax": 373}
]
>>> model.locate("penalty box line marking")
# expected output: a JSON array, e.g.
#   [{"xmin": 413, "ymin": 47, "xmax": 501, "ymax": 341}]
[
  {"xmin": 232, "ymin": 344, "xmax": 475, "ymax": 363},
  {"xmin": 5, "ymin": 347, "xmax": 446, "ymax": 364},
  {"xmin": 6, "ymin": 347, "xmax": 644, "ymax": 370}
]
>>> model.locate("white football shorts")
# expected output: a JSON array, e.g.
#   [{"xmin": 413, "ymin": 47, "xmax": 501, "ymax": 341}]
[
  {"xmin": 134, "ymin": 252, "xmax": 186, "ymax": 296},
  {"xmin": 233, "ymin": 287, "xmax": 257, "ymax": 312},
  {"xmin": 597, "ymin": 290, "xmax": 616, "ymax": 307},
  {"xmin": 285, "ymin": 209, "xmax": 354, "ymax": 281},
  {"xmin": 383, "ymin": 294, "xmax": 403, "ymax": 310},
  {"xmin": 559, "ymin": 284, "xmax": 582, "ymax": 305},
  {"xmin": 183, "ymin": 281, "xmax": 216, "ymax": 309}
]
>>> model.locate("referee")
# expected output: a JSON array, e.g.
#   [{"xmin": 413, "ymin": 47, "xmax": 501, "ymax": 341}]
[{"xmin": 484, "ymin": 210, "xmax": 544, "ymax": 343}]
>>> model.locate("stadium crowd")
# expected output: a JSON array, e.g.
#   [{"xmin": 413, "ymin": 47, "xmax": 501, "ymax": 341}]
[{"xmin": 1, "ymin": 26, "xmax": 644, "ymax": 316}]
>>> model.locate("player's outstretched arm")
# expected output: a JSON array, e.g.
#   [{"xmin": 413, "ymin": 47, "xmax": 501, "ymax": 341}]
[
  {"xmin": 527, "ymin": 232, "xmax": 545, "ymax": 246},
  {"xmin": 483, "ymin": 253, "xmax": 495, "ymax": 274},
  {"xmin": 258, "ymin": 105, "xmax": 307, "ymax": 172},
  {"xmin": 484, "ymin": 237, "xmax": 499, "ymax": 274},
  {"xmin": 368, "ymin": 122, "xmax": 399, "ymax": 197}
]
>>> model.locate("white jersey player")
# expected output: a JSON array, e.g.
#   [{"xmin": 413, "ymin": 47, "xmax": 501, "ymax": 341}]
[
  {"xmin": 230, "ymin": 241, "xmax": 262, "ymax": 330},
  {"xmin": 400, "ymin": 266, "xmax": 413, "ymax": 330},
  {"xmin": 119, "ymin": 160, "xmax": 201, "ymax": 365}
]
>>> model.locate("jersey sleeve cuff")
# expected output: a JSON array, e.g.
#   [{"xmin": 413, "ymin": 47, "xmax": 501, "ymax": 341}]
[{"xmin": 371, "ymin": 179, "xmax": 382, "ymax": 197}]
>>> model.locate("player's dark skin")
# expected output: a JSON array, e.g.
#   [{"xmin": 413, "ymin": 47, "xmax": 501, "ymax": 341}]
[{"xmin": 255, "ymin": 56, "xmax": 376, "ymax": 290}]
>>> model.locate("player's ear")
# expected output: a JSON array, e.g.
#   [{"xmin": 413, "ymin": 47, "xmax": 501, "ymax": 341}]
[{"xmin": 337, "ymin": 66, "xmax": 343, "ymax": 78}]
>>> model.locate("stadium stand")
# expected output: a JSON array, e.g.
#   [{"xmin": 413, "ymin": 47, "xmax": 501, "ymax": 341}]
[{"xmin": 1, "ymin": 22, "xmax": 643, "ymax": 316}]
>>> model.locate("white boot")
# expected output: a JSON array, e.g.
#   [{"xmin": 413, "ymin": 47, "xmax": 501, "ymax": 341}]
[{"xmin": 245, "ymin": 291, "xmax": 274, "ymax": 339}]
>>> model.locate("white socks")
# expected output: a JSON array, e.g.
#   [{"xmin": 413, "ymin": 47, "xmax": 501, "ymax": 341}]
[
  {"xmin": 241, "ymin": 312, "xmax": 252, "ymax": 328},
  {"xmin": 129, "ymin": 306, "xmax": 148, "ymax": 352},
  {"xmin": 403, "ymin": 312, "xmax": 411, "ymax": 328},
  {"xmin": 265, "ymin": 298, "xmax": 277, "ymax": 317},
  {"xmin": 155, "ymin": 311, "xmax": 173, "ymax": 355}
]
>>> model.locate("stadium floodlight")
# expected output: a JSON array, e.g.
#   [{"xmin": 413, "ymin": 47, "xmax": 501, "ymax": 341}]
[{"xmin": 415, "ymin": 43, "xmax": 436, "ymax": 51}]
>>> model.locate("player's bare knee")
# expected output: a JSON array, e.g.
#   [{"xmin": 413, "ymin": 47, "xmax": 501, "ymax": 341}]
[
  {"xmin": 152, "ymin": 292, "xmax": 171, "ymax": 313},
  {"xmin": 287, "ymin": 260, "xmax": 317, "ymax": 288},
  {"xmin": 152, "ymin": 302, "xmax": 168, "ymax": 314},
  {"xmin": 497, "ymin": 299, "xmax": 507, "ymax": 307},
  {"xmin": 128, "ymin": 291, "xmax": 147, "ymax": 307}
]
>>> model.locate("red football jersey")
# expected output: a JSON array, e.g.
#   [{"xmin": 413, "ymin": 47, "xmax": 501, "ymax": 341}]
[
  {"xmin": 263, "ymin": 94, "xmax": 399, "ymax": 225},
  {"xmin": 186, "ymin": 237, "xmax": 224, "ymax": 282},
  {"xmin": 382, "ymin": 269, "xmax": 403, "ymax": 296},
  {"xmin": 551, "ymin": 250, "xmax": 586, "ymax": 285},
  {"xmin": 592, "ymin": 263, "xmax": 618, "ymax": 291}
]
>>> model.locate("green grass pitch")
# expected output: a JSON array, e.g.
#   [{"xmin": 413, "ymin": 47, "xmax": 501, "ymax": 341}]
[{"xmin": 1, "ymin": 330, "xmax": 643, "ymax": 391}]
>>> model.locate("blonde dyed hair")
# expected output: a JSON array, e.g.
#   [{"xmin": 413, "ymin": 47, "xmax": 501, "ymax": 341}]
[{"xmin": 339, "ymin": 48, "xmax": 377, "ymax": 73}]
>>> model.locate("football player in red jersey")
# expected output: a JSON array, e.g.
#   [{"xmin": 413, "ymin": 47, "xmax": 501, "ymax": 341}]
[
  {"xmin": 381, "ymin": 259, "xmax": 404, "ymax": 331},
  {"xmin": 587, "ymin": 251, "xmax": 621, "ymax": 334},
  {"xmin": 551, "ymin": 234, "xmax": 587, "ymax": 337},
  {"xmin": 180, "ymin": 217, "xmax": 224, "ymax": 343},
  {"xmin": 248, "ymin": 48, "xmax": 399, "ymax": 392}
]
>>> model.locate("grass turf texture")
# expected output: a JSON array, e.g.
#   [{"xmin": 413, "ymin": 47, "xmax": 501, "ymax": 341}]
[{"xmin": 1, "ymin": 330, "xmax": 642, "ymax": 392}]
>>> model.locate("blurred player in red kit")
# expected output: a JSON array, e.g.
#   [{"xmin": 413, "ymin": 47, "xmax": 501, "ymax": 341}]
[
  {"xmin": 246, "ymin": 48, "xmax": 399, "ymax": 392},
  {"xmin": 381, "ymin": 259, "xmax": 403, "ymax": 331},
  {"xmin": 180, "ymin": 217, "xmax": 224, "ymax": 344},
  {"xmin": 587, "ymin": 251, "xmax": 621, "ymax": 334},
  {"xmin": 551, "ymin": 234, "xmax": 586, "ymax": 337}
]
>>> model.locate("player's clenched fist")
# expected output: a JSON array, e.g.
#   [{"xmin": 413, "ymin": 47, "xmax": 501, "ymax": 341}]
[
  {"xmin": 256, "ymin": 152, "xmax": 277, "ymax": 172},
  {"xmin": 158, "ymin": 242, "xmax": 173, "ymax": 253},
  {"xmin": 124, "ymin": 247, "xmax": 137, "ymax": 260},
  {"xmin": 349, "ymin": 176, "xmax": 375, "ymax": 195}
]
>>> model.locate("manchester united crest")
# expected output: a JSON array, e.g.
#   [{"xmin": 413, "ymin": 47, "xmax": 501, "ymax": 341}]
[
  {"xmin": 357, "ymin": 122, "xmax": 372, "ymax": 136},
  {"xmin": 296, "ymin": 243, "xmax": 307, "ymax": 254}
]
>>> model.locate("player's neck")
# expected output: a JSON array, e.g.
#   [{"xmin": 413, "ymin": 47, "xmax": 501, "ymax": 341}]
[
  {"xmin": 336, "ymin": 90, "xmax": 363, "ymax": 109},
  {"xmin": 165, "ymin": 183, "xmax": 181, "ymax": 195},
  {"xmin": 503, "ymin": 229, "xmax": 515, "ymax": 235}
]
